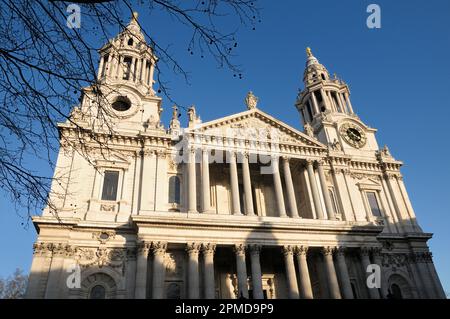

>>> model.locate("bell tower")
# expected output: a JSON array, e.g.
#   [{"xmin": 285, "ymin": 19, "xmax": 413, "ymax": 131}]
[
  {"xmin": 295, "ymin": 48, "xmax": 379, "ymax": 157},
  {"xmin": 75, "ymin": 12, "xmax": 163, "ymax": 132}
]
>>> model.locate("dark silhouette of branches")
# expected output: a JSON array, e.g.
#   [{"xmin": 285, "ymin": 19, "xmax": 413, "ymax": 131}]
[{"xmin": 0, "ymin": 0, "xmax": 260, "ymax": 222}]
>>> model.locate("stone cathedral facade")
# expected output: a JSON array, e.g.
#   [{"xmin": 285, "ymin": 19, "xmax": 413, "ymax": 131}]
[{"xmin": 26, "ymin": 14, "xmax": 445, "ymax": 299}]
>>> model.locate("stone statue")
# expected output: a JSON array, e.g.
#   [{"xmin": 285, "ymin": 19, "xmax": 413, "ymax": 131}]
[
  {"xmin": 304, "ymin": 122, "xmax": 314, "ymax": 137},
  {"xmin": 245, "ymin": 91, "xmax": 258, "ymax": 110}
]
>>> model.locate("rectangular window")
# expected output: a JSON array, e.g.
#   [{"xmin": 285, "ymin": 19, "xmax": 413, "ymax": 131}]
[
  {"xmin": 366, "ymin": 192, "xmax": 382, "ymax": 217},
  {"xmin": 101, "ymin": 170, "xmax": 119, "ymax": 201}
]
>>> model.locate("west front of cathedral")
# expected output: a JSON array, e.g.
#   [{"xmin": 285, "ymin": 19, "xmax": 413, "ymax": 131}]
[{"xmin": 25, "ymin": 14, "xmax": 445, "ymax": 299}]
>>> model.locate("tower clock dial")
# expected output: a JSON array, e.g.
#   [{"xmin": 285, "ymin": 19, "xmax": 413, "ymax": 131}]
[{"xmin": 339, "ymin": 122, "xmax": 367, "ymax": 148}]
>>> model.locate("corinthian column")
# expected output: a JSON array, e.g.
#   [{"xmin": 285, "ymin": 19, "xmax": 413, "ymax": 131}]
[
  {"xmin": 151, "ymin": 242, "xmax": 167, "ymax": 299},
  {"xmin": 186, "ymin": 243, "xmax": 201, "ymax": 299},
  {"xmin": 249, "ymin": 245, "xmax": 264, "ymax": 299},
  {"xmin": 306, "ymin": 160, "xmax": 324, "ymax": 219},
  {"xmin": 234, "ymin": 244, "xmax": 248, "ymax": 298},
  {"xmin": 188, "ymin": 147, "xmax": 197, "ymax": 213},
  {"xmin": 335, "ymin": 247, "xmax": 354, "ymax": 299},
  {"xmin": 283, "ymin": 246, "xmax": 300, "ymax": 299},
  {"xmin": 201, "ymin": 149, "xmax": 212, "ymax": 213},
  {"xmin": 229, "ymin": 152, "xmax": 242, "ymax": 215},
  {"xmin": 242, "ymin": 153, "xmax": 255, "ymax": 215},
  {"xmin": 283, "ymin": 157, "xmax": 299, "ymax": 218},
  {"xmin": 202, "ymin": 244, "xmax": 216, "ymax": 299},
  {"xmin": 272, "ymin": 156, "xmax": 287, "ymax": 217},
  {"xmin": 295, "ymin": 246, "xmax": 313, "ymax": 299},
  {"xmin": 317, "ymin": 160, "xmax": 336, "ymax": 220},
  {"xmin": 360, "ymin": 247, "xmax": 380, "ymax": 299},
  {"xmin": 135, "ymin": 242, "xmax": 150, "ymax": 299},
  {"xmin": 321, "ymin": 247, "xmax": 341, "ymax": 299}
]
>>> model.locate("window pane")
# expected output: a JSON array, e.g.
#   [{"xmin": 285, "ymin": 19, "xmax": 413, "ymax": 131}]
[
  {"xmin": 101, "ymin": 171, "xmax": 119, "ymax": 201},
  {"xmin": 367, "ymin": 192, "xmax": 381, "ymax": 217}
]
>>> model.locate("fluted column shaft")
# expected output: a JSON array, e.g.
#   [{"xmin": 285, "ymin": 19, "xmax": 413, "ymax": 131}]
[
  {"xmin": 188, "ymin": 148, "xmax": 197, "ymax": 213},
  {"xmin": 201, "ymin": 149, "xmax": 212, "ymax": 213},
  {"xmin": 306, "ymin": 160, "xmax": 324, "ymax": 219},
  {"xmin": 273, "ymin": 157, "xmax": 287, "ymax": 217},
  {"xmin": 317, "ymin": 161, "xmax": 336, "ymax": 220},
  {"xmin": 335, "ymin": 248, "xmax": 354, "ymax": 299},
  {"xmin": 295, "ymin": 246, "xmax": 313, "ymax": 299},
  {"xmin": 249, "ymin": 245, "xmax": 264, "ymax": 299},
  {"xmin": 283, "ymin": 246, "xmax": 300, "ymax": 299},
  {"xmin": 322, "ymin": 247, "xmax": 341, "ymax": 299},
  {"xmin": 361, "ymin": 248, "xmax": 380, "ymax": 299},
  {"xmin": 202, "ymin": 244, "xmax": 216, "ymax": 299},
  {"xmin": 187, "ymin": 243, "xmax": 201, "ymax": 299},
  {"xmin": 229, "ymin": 152, "xmax": 241, "ymax": 215},
  {"xmin": 234, "ymin": 244, "xmax": 248, "ymax": 298},
  {"xmin": 152, "ymin": 242, "xmax": 167, "ymax": 299},
  {"xmin": 135, "ymin": 242, "xmax": 150, "ymax": 299},
  {"xmin": 242, "ymin": 153, "xmax": 255, "ymax": 215},
  {"xmin": 283, "ymin": 157, "xmax": 299, "ymax": 218}
]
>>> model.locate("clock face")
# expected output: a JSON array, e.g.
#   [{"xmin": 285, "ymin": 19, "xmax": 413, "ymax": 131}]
[{"xmin": 339, "ymin": 122, "xmax": 367, "ymax": 148}]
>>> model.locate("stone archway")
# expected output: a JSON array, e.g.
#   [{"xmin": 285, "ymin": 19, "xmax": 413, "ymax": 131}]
[
  {"xmin": 386, "ymin": 274, "xmax": 414, "ymax": 299},
  {"xmin": 81, "ymin": 272, "xmax": 118, "ymax": 299}
]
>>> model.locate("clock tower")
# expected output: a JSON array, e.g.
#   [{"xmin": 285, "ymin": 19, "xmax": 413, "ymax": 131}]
[{"xmin": 295, "ymin": 48, "xmax": 379, "ymax": 159}]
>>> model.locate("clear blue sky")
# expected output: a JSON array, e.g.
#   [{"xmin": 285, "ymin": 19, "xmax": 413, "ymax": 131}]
[{"xmin": 0, "ymin": 0, "xmax": 449, "ymax": 295}]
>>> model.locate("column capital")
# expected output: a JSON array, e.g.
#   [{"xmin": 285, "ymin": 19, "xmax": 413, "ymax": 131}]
[
  {"xmin": 282, "ymin": 245, "xmax": 296, "ymax": 257},
  {"xmin": 360, "ymin": 246, "xmax": 372, "ymax": 257},
  {"xmin": 295, "ymin": 245, "xmax": 309, "ymax": 256},
  {"xmin": 151, "ymin": 241, "xmax": 167, "ymax": 256},
  {"xmin": 186, "ymin": 242, "xmax": 201, "ymax": 255},
  {"xmin": 201, "ymin": 243, "xmax": 216, "ymax": 256},
  {"xmin": 137, "ymin": 241, "xmax": 151, "ymax": 255},
  {"xmin": 321, "ymin": 246, "xmax": 336, "ymax": 257},
  {"xmin": 305, "ymin": 158, "xmax": 315, "ymax": 166},
  {"xmin": 234, "ymin": 244, "xmax": 247, "ymax": 256},
  {"xmin": 249, "ymin": 244, "xmax": 262, "ymax": 256},
  {"xmin": 282, "ymin": 156, "xmax": 291, "ymax": 163},
  {"xmin": 335, "ymin": 246, "xmax": 347, "ymax": 257}
]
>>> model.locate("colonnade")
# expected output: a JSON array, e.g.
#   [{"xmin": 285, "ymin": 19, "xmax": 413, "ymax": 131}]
[
  {"xmin": 187, "ymin": 149, "xmax": 337, "ymax": 220},
  {"xmin": 134, "ymin": 242, "xmax": 383, "ymax": 299}
]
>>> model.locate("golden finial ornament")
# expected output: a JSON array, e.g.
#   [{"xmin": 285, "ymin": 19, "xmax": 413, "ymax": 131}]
[
  {"xmin": 132, "ymin": 12, "xmax": 139, "ymax": 22},
  {"xmin": 306, "ymin": 47, "xmax": 312, "ymax": 57}
]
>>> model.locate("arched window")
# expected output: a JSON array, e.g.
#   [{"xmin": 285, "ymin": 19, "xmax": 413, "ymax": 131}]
[
  {"xmin": 321, "ymin": 73, "xmax": 326, "ymax": 80},
  {"xmin": 168, "ymin": 176, "xmax": 181, "ymax": 204},
  {"xmin": 89, "ymin": 285, "xmax": 106, "ymax": 299},
  {"xmin": 127, "ymin": 38, "xmax": 133, "ymax": 46}
]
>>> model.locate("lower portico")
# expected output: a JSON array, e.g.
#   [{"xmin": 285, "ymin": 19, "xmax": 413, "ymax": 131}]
[{"xmin": 132, "ymin": 214, "xmax": 384, "ymax": 299}]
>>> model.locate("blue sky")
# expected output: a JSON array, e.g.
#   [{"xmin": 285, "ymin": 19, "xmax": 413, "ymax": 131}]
[{"xmin": 0, "ymin": 0, "xmax": 449, "ymax": 295}]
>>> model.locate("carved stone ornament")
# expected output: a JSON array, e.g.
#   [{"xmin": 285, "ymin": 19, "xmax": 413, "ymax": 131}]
[
  {"xmin": 92, "ymin": 231, "xmax": 116, "ymax": 244},
  {"xmin": 382, "ymin": 253, "xmax": 408, "ymax": 269},
  {"xmin": 100, "ymin": 204, "xmax": 116, "ymax": 212},
  {"xmin": 75, "ymin": 247, "xmax": 126, "ymax": 273}
]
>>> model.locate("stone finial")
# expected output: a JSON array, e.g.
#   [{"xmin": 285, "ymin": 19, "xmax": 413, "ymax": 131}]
[
  {"xmin": 131, "ymin": 11, "xmax": 139, "ymax": 23},
  {"xmin": 245, "ymin": 91, "xmax": 258, "ymax": 110}
]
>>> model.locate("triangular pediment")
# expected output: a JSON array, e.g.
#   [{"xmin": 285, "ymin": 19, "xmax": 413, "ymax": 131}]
[{"xmin": 191, "ymin": 109, "xmax": 326, "ymax": 148}]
